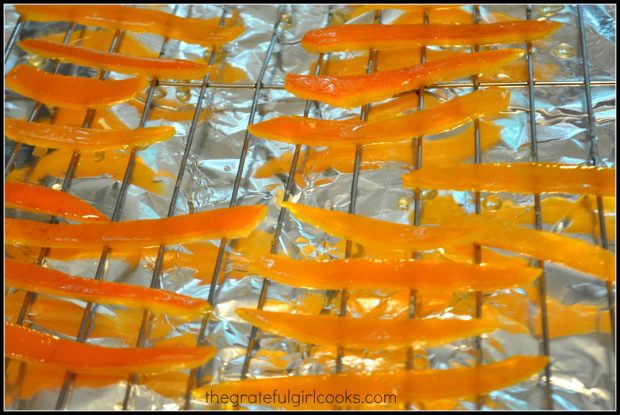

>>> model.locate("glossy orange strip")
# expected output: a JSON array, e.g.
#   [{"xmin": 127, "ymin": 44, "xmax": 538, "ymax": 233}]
[
  {"xmin": 15, "ymin": 5, "xmax": 243, "ymax": 47},
  {"xmin": 6, "ymin": 360, "xmax": 190, "ymax": 404},
  {"xmin": 248, "ymin": 254, "xmax": 540, "ymax": 291},
  {"xmin": 285, "ymin": 49, "xmax": 523, "ymax": 108},
  {"xmin": 317, "ymin": 47, "xmax": 558, "ymax": 81},
  {"xmin": 238, "ymin": 308, "xmax": 499, "ymax": 350},
  {"xmin": 39, "ymin": 28, "xmax": 160, "ymax": 58},
  {"xmin": 7, "ymin": 149, "xmax": 172, "ymax": 196},
  {"xmin": 197, "ymin": 356, "xmax": 548, "ymax": 409},
  {"xmin": 6, "ymin": 260, "xmax": 211, "ymax": 321},
  {"xmin": 282, "ymin": 202, "xmax": 615, "ymax": 281},
  {"xmin": 403, "ymin": 163, "xmax": 616, "ymax": 196},
  {"xmin": 5, "ymin": 323, "xmax": 215, "ymax": 375},
  {"xmin": 249, "ymin": 89, "xmax": 509, "ymax": 146},
  {"xmin": 6, "ymin": 181, "xmax": 109, "ymax": 223},
  {"xmin": 282, "ymin": 202, "xmax": 476, "ymax": 251},
  {"xmin": 5, "ymin": 245, "xmax": 143, "ymax": 270},
  {"xmin": 6, "ymin": 64, "xmax": 148, "ymax": 110},
  {"xmin": 464, "ymin": 215, "xmax": 616, "ymax": 282},
  {"xmin": 422, "ymin": 194, "xmax": 616, "ymax": 240},
  {"xmin": 5, "ymin": 292, "xmax": 172, "ymax": 344},
  {"xmin": 255, "ymin": 120, "xmax": 502, "ymax": 178},
  {"xmin": 5, "ymin": 118, "xmax": 175, "ymax": 151},
  {"xmin": 303, "ymin": 21, "xmax": 561, "ymax": 53},
  {"xmin": 488, "ymin": 290, "xmax": 614, "ymax": 339},
  {"xmin": 6, "ymin": 205, "xmax": 267, "ymax": 249},
  {"xmin": 19, "ymin": 39, "xmax": 211, "ymax": 80}
]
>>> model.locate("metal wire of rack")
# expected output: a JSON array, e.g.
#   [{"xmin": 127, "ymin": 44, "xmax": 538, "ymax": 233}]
[
  {"xmin": 405, "ymin": 9, "xmax": 429, "ymax": 411},
  {"xmin": 213, "ymin": 6, "xmax": 335, "ymax": 394},
  {"xmin": 183, "ymin": 5, "xmax": 290, "ymax": 409},
  {"xmin": 3, "ymin": 4, "xmax": 616, "ymax": 410},
  {"xmin": 524, "ymin": 5, "xmax": 554, "ymax": 409},
  {"xmin": 576, "ymin": 5, "xmax": 616, "ymax": 348}
]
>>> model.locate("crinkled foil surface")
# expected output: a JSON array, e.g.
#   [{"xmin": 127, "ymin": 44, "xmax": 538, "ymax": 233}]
[{"xmin": 4, "ymin": 4, "xmax": 616, "ymax": 411}]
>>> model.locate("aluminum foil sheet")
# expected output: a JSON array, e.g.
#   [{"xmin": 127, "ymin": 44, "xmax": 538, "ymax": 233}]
[{"xmin": 4, "ymin": 4, "xmax": 616, "ymax": 410}]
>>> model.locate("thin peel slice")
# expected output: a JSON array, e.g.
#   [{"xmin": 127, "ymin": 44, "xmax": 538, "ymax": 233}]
[
  {"xmin": 5, "ymin": 323, "xmax": 215, "ymax": 376},
  {"xmin": 302, "ymin": 21, "xmax": 561, "ymax": 53},
  {"xmin": 5, "ymin": 118, "xmax": 175, "ymax": 151},
  {"xmin": 421, "ymin": 194, "xmax": 616, "ymax": 239},
  {"xmin": 5, "ymin": 291, "xmax": 172, "ymax": 344},
  {"xmin": 254, "ymin": 119, "xmax": 502, "ymax": 178},
  {"xmin": 5, "ymin": 259, "xmax": 212, "ymax": 321},
  {"xmin": 6, "ymin": 149, "xmax": 172, "ymax": 195},
  {"xmin": 5, "ymin": 360, "xmax": 190, "ymax": 404},
  {"xmin": 282, "ymin": 201, "xmax": 477, "ymax": 251},
  {"xmin": 281, "ymin": 202, "xmax": 615, "ymax": 281},
  {"xmin": 19, "ymin": 39, "xmax": 212, "ymax": 80},
  {"xmin": 197, "ymin": 356, "xmax": 548, "ymax": 409},
  {"xmin": 403, "ymin": 163, "xmax": 616, "ymax": 196},
  {"xmin": 6, "ymin": 205, "xmax": 267, "ymax": 249},
  {"xmin": 463, "ymin": 215, "xmax": 616, "ymax": 282},
  {"xmin": 285, "ymin": 49, "xmax": 523, "ymax": 108},
  {"xmin": 5, "ymin": 181, "xmax": 109, "ymax": 222},
  {"xmin": 237, "ymin": 308, "xmax": 499, "ymax": 349},
  {"xmin": 6, "ymin": 64, "xmax": 148, "ymax": 110},
  {"xmin": 15, "ymin": 5, "xmax": 243, "ymax": 47},
  {"xmin": 247, "ymin": 254, "xmax": 541, "ymax": 291},
  {"xmin": 249, "ymin": 89, "xmax": 509, "ymax": 146}
]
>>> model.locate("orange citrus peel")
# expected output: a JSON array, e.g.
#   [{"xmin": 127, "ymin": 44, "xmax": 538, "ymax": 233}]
[
  {"xmin": 249, "ymin": 89, "xmax": 509, "ymax": 146},
  {"xmin": 5, "ymin": 118, "xmax": 175, "ymax": 152},
  {"xmin": 6, "ymin": 205, "xmax": 267, "ymax": 249},
  {"xmin": 6, "ymin": 259, "xmax": 212, "ymax": 321}
]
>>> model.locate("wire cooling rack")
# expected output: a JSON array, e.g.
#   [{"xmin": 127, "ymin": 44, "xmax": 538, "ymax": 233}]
[{"xmin": 4, "ymin": 4, "xmax": 616, "ymax": 410}]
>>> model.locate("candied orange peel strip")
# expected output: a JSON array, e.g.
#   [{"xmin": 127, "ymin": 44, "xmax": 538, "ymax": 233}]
[
  {"xmin": 5, "ymin": 323, "xmax": 215, "ymax": 376},
  {"xmin": 285, "ymin": 49, "xmax": 523, "ymax": 108},
  {"xmin": 7, "ymin": 149, "xmax": 172, "ymax": 196},
  {"xmin": 5, "ymin": 291, "xmax": 172, "ymax": 344},
  {"xmin": 255, "ymin": 119, "xmax": 502, "ymax": 178},
  {"xmin": 6, "ymin": 260, "xmax": 212, "ymax": 321},
  {"xmin": 6, "ymin": 205, "xmax": 267, "ymax": 249},
  {"xmin": 302, "ymin": 21, "xmax": 561, "ymax": 53},
  {"xmin": 6, "ymin": 360, "xmax": 191, "ymax": 404},
  {"xmin": 197, "ymin": 356, "xmax": 548, "ymax": 409},
  {"xmin": 5, "ymin": 118, "xmax": 175, "ymax": 152},
  {"xmin": 38, "ymin": 28, "xmax": 160, "ymax": 58},
  {"xmin": 6, "ymin": 64, "xmax": 148, "ymax": 110},
  {"xmin": 237, "ymin": 308, "xmax": 499, "ymax": 350},
  {"xmin": 281, "ymin": 202, "xmax": 476, "ymax": 251},
  {"xmin": 6, "ymin": 181, "xmax": 109, "ymax": 223},
  {"xmin": 18, "ymin": 39, "xmax": 211, "ymax": 80},
  {"xmin": 5, "ymin": 245, "xmax": 144, "ymax": 270},
  {"xmin": 247, "ymin": 254, "xmax": 540, "ymax": 291},
  {"xmin": 249, "ymin": 89, "xmax": 509, "ymax": 146},
  {"xmin": 421, "ymin": 194, "xmax": 616, "ymax": 240},
  {"xmin": 282, "ymin": 202, "xmax": 615, "ymax": 281},
  {"xmin": 318, "ymin": 47, "xmax": 558, "ymax": 81},
  {"xmin": 462, "ymin": 215, "xmax": 616, "ymax": 282},
  {"xmin": 403, "ymin": 162, "xmax": 616, "ymax": 197},
  {"xmin": 15, "ymin": 5, "xmax": 243, "ymax": 47}
]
